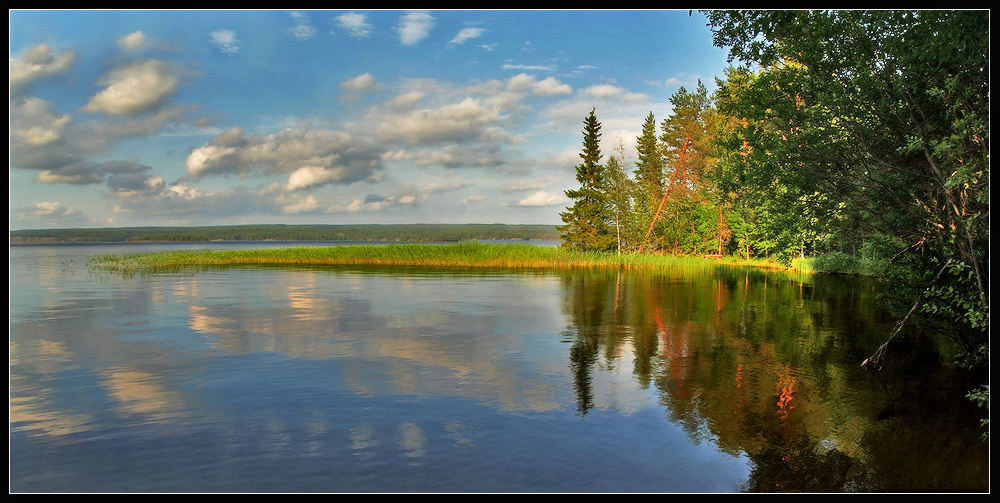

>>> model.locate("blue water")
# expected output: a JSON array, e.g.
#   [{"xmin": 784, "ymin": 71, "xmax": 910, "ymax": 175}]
[{"xmin": 8, "ymin": 242, "xmax": 989, "ymax": 492}]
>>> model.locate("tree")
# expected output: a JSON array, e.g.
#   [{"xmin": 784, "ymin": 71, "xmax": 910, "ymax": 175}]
[
  {"xmin": 605, "ymin": 137, "xmax": 635, "ymax": 254},
  {"xmin": 705, "ymin": 11, "xmax": 988, "ymax": 388},
  {"xmin": 642, "ymin": 82, "xmax": 724, "ymax": 254},
  {"xmin": 559, "ymin": 108, "xmax": 615, "ymax": 251},
  {"xmin": 632, "ymin": 112, "xmax": 665, "ymax": 250}
]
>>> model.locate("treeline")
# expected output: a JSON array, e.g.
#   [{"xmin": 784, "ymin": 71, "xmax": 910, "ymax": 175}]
[
  {"xmin": 10, "ymin": 224, "xmax": 561, "ymax": 244},
  {"xmin": 559, "ymin": 11, "xmax": 988, "ymax": 385}
]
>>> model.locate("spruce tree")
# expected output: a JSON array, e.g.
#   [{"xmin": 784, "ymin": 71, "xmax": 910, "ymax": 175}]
[
  {"xmin": 559, "ymin": 108, "xmax": 614, "ymax": 251},
  {"xmin": 633, "ymin": 111, "xmax": 665, "ymax": 250}
]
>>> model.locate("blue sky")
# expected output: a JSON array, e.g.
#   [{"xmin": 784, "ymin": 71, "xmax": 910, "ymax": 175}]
[{"xmin": 10, "ymin": 9, "xmax": 731, "ymax": 230}]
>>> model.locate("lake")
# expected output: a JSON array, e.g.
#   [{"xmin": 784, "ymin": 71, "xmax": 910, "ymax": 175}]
[{"xmin": 9, "ymin": 242, "xmax": 990, "ymax": 493}]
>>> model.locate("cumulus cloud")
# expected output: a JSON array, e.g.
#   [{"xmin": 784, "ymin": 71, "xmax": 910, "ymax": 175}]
[
  {"xmin": 581, "ymin": 84, "xmax": 647, "ymax": 102},
  {"xmin": 449, "ymin": 27, "xmax": 485, "ymax": 45},
  {"xmin": 515, "ymin": 190, "xmax": 568, "ymax": 207},
  {"xmin": 396, "ymin": 11, "xmax": 435, "ymax": 45},
  {"xmin": 9, "ymin": 97, "xmax": 86, "ymax": 173},
  {"xmin": 284, "ymin": 165, "xmax": 353, "ymax": 191},
  {"xmin": 10, "ymin": 97, "xmax": 73, "ymax": 147},
  {"xmin": 340, "ymin": 72, "xmax": 380, "ymax": 93},
  {"xmin": 506, "ymin": 73, "xmax": 571, "ymax": 97},
  {"xmin": 375, "ymin": 96, "xmax": 510, "ymax": 146},
  {"xmin": 80, "ymin": 59, "xmax": 180, "ymax": 116},
  {"xmin": 35, "ymin": 159, "xmax": 152, "ymax": 187},
  {"xmin": 281, "ymin": 194, "xmax": 323, "ymax": 214},
  {"xmin": 533, "ymin": 76, "xmax": 573, "ymax": 97},
  {"xmin": 210, "ymin": 29, "xmax": 241, "ymax": 53},
  {"xmin": 35, "ymin": 168, "xmax": 103, "ymax": 185},
  {"xmin": 185, "ymin": 125, "xmax": 385, "ymax": 191},
  {"xmin": 337, "ymin": 12, "xmax": 373, "ymax": 38},
  {"xmin": 16, "ymin": 201, "xmax": 80, "ymax": 222},
  {"xmin": 9, "ymin": 43, "xmax": 76, "ymax": 95},
  {"xmin": 118, "ymin": 31, "xmax": 147, "ymax": 50},
  {"xmin": 103, "ymin": 181, "xmax": 278, "ymax": 225},
  {"xmin": 384, "ymin": 91, "xmax": 425, "ymax": 111}
]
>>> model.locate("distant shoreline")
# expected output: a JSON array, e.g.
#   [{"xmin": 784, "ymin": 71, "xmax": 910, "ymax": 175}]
[{"xmin": 9, "ymin": 223, "xmax": 562, "ymax": 244}]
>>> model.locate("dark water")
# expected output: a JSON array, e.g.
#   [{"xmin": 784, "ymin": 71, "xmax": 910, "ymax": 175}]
[{"xmin": 9, "ymin": 242, "xmax": 989, "ymax": 492}]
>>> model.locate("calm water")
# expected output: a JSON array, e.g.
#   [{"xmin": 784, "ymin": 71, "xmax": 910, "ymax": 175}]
[{"xmin": 9, "ymin": 242, "xmax": 989, "ymax": 493}]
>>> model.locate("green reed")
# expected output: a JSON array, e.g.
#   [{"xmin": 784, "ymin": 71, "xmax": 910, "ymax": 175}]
[{"xmin": 87, "ymin": 241, "xmax": 789, "ymax": 274}]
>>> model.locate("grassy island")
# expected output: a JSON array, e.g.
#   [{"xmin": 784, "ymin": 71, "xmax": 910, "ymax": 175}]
[{"xmin": 87, "ymin": 241, "xmax": 799, "ymax": 274}]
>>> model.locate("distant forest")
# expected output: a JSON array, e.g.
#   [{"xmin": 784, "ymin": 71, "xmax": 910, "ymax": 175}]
[{"xmin": 9, "ymin": 224, "xmax": 562, "ymax": 244}]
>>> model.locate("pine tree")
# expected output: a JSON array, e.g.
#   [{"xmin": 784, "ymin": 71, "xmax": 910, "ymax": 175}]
[
  {"xmin": 559, "ymin": 108, "xmax": 614, "ymax": 251},
  {"xmin": 633, "ymin": 111, "xmax": 665, "ymax": 250}
]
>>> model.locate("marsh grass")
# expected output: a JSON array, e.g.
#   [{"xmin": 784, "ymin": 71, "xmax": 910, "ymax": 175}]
[{"xmin": 87, "ymin": 241, "xmax": 792, "ymax": 275}]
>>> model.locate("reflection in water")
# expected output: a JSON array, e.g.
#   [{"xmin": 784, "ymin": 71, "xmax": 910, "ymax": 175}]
[
  {"xmin": 8, "ymin": 245, "xmax": 990, "ymax": 492},
  {"xmin": 555, "ymin": 267, "xmax": 988, "ymax": 492}
]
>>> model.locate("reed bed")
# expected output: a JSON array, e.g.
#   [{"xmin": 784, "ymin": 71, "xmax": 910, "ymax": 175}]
[{"xmin": 87, "ymin": 241, "xmax": 789, "ymax": 274}]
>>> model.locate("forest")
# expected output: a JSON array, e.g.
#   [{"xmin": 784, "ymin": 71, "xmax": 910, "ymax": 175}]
[
  {"xmin": 558, "ymin": 10, "xmax": 988, "ymax": 412},
  {"xmin": 9, "ymin": 223, "xmax": 561, "ymax": 244}
]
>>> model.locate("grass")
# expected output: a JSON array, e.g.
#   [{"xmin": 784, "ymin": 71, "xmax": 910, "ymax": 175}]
[{"xmin": 87, "ymin": 241, "xmax": 797, "ymax": 274}]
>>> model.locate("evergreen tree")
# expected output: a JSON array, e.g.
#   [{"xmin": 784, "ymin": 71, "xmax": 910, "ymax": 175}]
[
  {"xmin": 559, "ymin": 108, "xmax": 614, "ymax": 251},
  {"xmin": 632, "ymin": 112, "xmax": 664, "ymax": 250}
]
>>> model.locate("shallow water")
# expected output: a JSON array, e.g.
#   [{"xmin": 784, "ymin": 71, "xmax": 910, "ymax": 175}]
[{"xmin": 9, "ymin": 242, "xmax": 990, "ymax": 492}]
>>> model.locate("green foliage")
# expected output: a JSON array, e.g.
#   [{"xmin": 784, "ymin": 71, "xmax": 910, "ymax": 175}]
[
  {"xmin": 966, "ymin": 385, "xmax": 989, "ymax": 440},
  {"xmin": 812, "ymin": 251, "xmax": 859, "ymax": 275},
  {"xmin": 703, "ymin": 10, "xmax": 989, "ymax": 430},
  {"xmin": 856, "ymin": 233, "xmax": 906, "ymax": 277}
]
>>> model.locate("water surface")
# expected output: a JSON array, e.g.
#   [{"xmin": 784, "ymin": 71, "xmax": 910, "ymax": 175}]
[{"xmin": 9, "ymin": 242, "xmax": 989, "ymax": 492}]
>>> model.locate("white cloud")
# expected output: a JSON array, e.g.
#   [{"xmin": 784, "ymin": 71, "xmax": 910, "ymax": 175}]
[
  {"xmin": 449, "ymin": 27, "xmax": 485, "ymax": 45},
  {"xmin": 340, "ymin": 73, "xmax": 381, "ymax": 93},
  {"xmin": 384, "ymin": 91, "xmax": 425, "ymax": 110},
  {"xmin": 210, "ymin": 29, "xmax": 241, "ymax": 53},
  {"xmin": 515, "ymin": 190, "xmax": 568, "ymax": 207},
  {"xmin": 502, "ymin": 63, "xmax": 556, "ymax": 73},
  {"xmin": 533, "ymin": 76, "xmax": 573, "ymax": 97},
  {"xmin": 581, "ymin": 84, "xmax": 647, "ymax": 102},
  {"xmin": 185, "ymin": 125, "xmax": 385, "ymax": 189},
  {"xmin": 396, "ymin": 11, "xmax": 435, "ymax": 45},
  {"xmin": 17, "ymin": 201, "xmax": 80, "ymax": 221},
  {"xmin": 506, "ymin": 73, "xmax": 571, "ymax": 97},
  {"xmin": 80, "ymin": 59, "xmax": 180, "ymax": 116},
  {"xmin": 36, "ymin": 169, "xmax": 103, "ymax": 185},
  {"xmin": 337, "ymin": 12, "xmax": 373, "ymax": 38},
  {"xmin": 282, "ymin": 194, "xmax": 322, "ymax": 214},
  {"xmin": 11, "ymin": 100, "xmax": 73, "ymax": 147},
  {"xmin": 9, "ymin": 43, "xmax": 76, "ymax": 94},
  {"xmin": 375, "ymin": 96, "xmax": 510, "ymax": 147},
  {"xmin": 118, "ymin": 31, "xmax": 147, "ymax": 50},
  {"xmin": 290, "ymin": 11, "xmax": 316, "ymax": 40},
  {"xmin": 284, "ymin": 165, "xmax": 349, "ymax": 192}
]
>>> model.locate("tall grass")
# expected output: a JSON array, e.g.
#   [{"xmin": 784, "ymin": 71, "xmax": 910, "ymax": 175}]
[{"xmin": 87, "ymin": 241, "xmax": 798, "ymax": 274}]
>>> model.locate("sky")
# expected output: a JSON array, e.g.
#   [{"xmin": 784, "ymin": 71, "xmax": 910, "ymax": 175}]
[{"xmin": 9, "ymin": 9, "xmax": 732, "ymax": 230}]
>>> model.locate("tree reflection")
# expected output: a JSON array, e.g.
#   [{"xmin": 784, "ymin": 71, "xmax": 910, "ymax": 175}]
[{"xmin": 557, "ymin": 266, "xmax": 988, "ymax": 492}]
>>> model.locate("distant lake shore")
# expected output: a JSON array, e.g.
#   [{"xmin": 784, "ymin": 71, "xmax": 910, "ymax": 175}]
[{"xmin": 9, "ymin": 223, "xmax": 562, "ymax": 244}]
